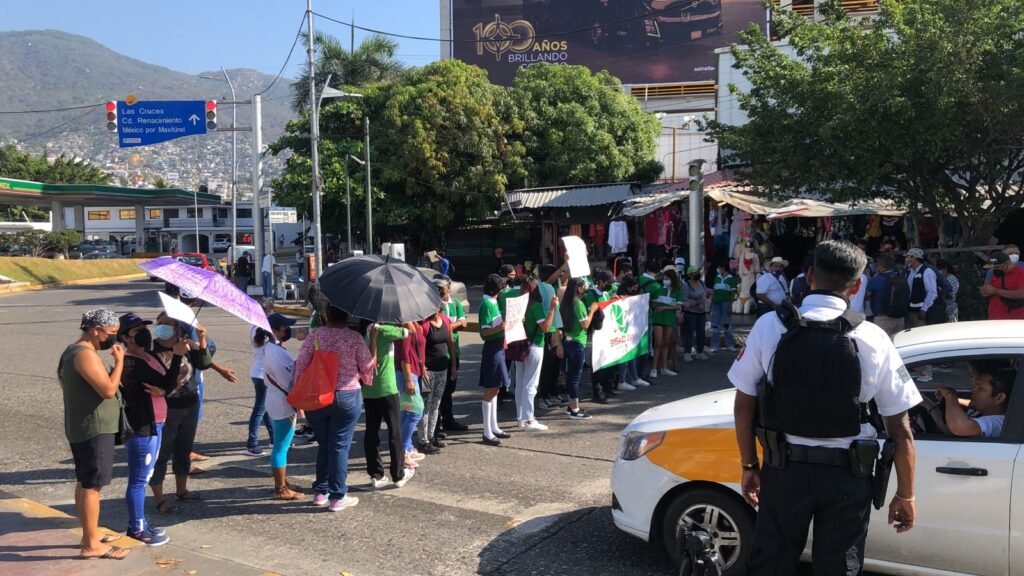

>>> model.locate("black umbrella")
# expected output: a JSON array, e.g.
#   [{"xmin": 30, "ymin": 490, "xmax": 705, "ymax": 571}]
[{"xmin": 317, "ymin": 255, "xmax": 442, "ymax": 323}]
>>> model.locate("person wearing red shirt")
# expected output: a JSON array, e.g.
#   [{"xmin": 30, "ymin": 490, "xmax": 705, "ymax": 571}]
[{"xmin": 982, "ymin": 252, "xmax": 1024, "ymax": 320}]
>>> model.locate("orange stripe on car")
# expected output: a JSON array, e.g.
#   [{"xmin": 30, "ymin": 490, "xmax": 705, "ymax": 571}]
[{"xmin": 646, "ymin": 428, "xmax": 759, "ymax": 484}]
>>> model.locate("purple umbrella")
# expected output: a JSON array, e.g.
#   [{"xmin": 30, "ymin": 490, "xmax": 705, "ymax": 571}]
[{"xmin": 138, "ymin": 257, "xmax": 272, "ymax": 333}]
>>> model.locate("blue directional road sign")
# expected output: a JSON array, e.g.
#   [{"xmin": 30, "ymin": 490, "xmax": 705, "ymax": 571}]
[{"xmin": 116, "ymin": 100, "xmax": 208, "ymax": 148}]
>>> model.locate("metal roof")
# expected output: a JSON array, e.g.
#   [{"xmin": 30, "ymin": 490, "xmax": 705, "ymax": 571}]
[{"xmin": 505, "ymin": 183, "xmax": 637, "ymax": 210}]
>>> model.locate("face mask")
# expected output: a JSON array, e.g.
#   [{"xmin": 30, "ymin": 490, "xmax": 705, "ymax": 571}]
[
  {"xmin": 1011, "ymin": 254, "xmax": 1020, "ymax": 264},
  {"xmin": 98, "ymin": 333, "xmax": 117, "ymax": 350},
  {"xmin": 279, "ymin": 326, "xmax": 292, "ymax": 343},
  {"xmin": 134, "ymin": 329, "xmax": 153, "ymax": 349},
  {"xmin": 153, "ymin": 324, "xmax": 176, "ymax": 341},
  {"xmin": 663, "ymin": 280, "xmax": 673, "ymax": 287},
  {"xmin": 771, "ymin": 269, "xmax": 783, "ymax": 277}
]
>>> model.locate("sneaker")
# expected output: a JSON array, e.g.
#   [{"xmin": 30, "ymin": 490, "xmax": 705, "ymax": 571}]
[
  {"xmin": 632, "ymin": 378, "xmax": 651, "ymax": 387},
  {"xmin": 394, "ymin": 468, "xmax": 415, "ymax": 488},
  {"xmin": 328, "ymin": 496, "xmax": 359, "ymax": 512},
  {"xmin": 312, "ymin": 493, "xmax": 330, "ymax": 507},
  {"xmin": 127, "ymin": 527, "xmax": 169, "ymax": 547},
  {"xmin": 148, "ymin": 526, "xmax": 167, "ymax": 537},
  {"xmin": 695, "ymin": 353, "xmax": 709, "ymax": 361},
  {"xmin": 727, "ymin": 347, "xmax": 739, "ymax": 352},
  {"xmin": 618, "ymin": 382, "xmax": 637, "ymax": 391},
  {"xmin": 408, "ymin": 451, "xmax": 426, "ymax": 462},
  {"xmin": 370, "ymin": 476, "xmax": 392, "ymax": 490},
  {"xmin": 295, "ymin": 425, "xmax": 314, "ymax": 438},
  {"xmin": 442, "ymin": 421, "xmax": 469, "ymax": 432},
  {"xmin": 707, "ymin": 348, "xmax": 719, "ymax": 353},
  {"xmin": 663, "ymin": 368, "xmax": 680, "ymax": 375},
  {"xmin": 567, "ymin": 408, "xmax": 592, "ymax": 420},
  {"xmin": 419, "ymin": 443, "xmax": 441, "ymax": 455},
  {"xmin": 524, "ymin": 421, "xmax": 549, "ymax": 431},
  {"xmin": 245, "ymin": 446, "xmax": 264, "ymax": 456},
  {"xmin": 683, "ymin": 354, "xmax": 694, "ymax": 363},
  {"xmin": 648, "ymin": 369, "xmax": 659, "ymax": 379},
  {"xmin": 404, "ymin": 457, "xmax": 420, "ymax": 469}
]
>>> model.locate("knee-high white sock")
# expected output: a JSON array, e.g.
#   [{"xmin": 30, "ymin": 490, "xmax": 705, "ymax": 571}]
[
  {"xmin": 490, "ymin": 396, "xmax": 503, "ymax": 435},
  {"xmin": 481, "ymin": 401, "xmax": 494, "ymax": 439}
]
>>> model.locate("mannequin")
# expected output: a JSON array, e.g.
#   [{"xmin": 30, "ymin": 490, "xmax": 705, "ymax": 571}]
[{"xmin": 735, "ymin": 240, "xmax": 761, "ymax": 315}]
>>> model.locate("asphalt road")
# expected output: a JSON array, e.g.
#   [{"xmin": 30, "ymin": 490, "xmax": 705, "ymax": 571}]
[{"xmin": 0, "ymin": 279, "xmax": 742, "ymax": 576}]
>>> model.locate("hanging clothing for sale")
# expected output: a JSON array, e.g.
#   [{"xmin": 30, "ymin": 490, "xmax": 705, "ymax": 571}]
[
  {"xmin": 570, "ymin": 224, "xmax": 583, "ymax": 237},
  {"xmin": 644, "ymin": 213, "xmax": 660, "ymax": 245},
  {"xmin": 608, "ymin": 221, "xmax": 629, "ymax": 254},
  {"xmin": 881, "ymin": 216, "xmax": 901, "ymax": 237}
]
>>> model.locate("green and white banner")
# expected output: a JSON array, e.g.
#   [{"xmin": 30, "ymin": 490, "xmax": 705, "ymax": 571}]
[{"xmin": 593, "ymin": 294, "xmax": 650, "ymax": 371}]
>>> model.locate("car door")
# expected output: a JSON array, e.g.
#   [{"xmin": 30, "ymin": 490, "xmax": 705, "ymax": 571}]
[{"xmin": 863, "ymin": 356, "xmax": 1023, "ymax": 576}]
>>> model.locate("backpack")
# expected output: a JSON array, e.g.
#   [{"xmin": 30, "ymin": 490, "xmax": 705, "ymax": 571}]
[
  {"xmin": 790, "ymin": 275, "xmax": 810, "ymax": 307},
  {"xmin": 883, "ymin": 270, "xmax": 910, "ymax": 318},
  {"xmin": 765, "ymin": 301, "xmax": 865, "ymax": 439}
]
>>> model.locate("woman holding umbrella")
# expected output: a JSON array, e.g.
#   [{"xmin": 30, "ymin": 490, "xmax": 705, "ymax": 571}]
[
  {"xmin": 479, "ymin": 274, "xmax": 513, "ymax": 446},
  {"xmin": 294, "ymin": 304, "xmax": 374, "ymax": 512}
]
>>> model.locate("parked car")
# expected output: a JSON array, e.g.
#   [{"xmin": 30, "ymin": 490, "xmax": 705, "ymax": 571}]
[
  {"xmin": 150, "ymin": 252, "xmax": 225, "ymax": 282},
  {"xmin": 611, "ymin": 320, "xmax": 1024, "ymax": 576},
  {"xmin": 82, "ymin": 251, "xmax": 124, "ymax": 260},
  {"xmin": 417, "ymin": 267, "xmax": 469, "ymax": 311},
  {"xmin": 211, "ymin": 237, "xmax": 231, "ymax": 253}
]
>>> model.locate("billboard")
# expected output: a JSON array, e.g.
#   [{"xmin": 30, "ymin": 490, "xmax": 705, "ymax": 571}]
[{"xmin": 451, "ymin": 0, "xmax": 767, "ymax": 86}]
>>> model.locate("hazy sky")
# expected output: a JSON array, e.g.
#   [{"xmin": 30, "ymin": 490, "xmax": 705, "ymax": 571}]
[{"xmin": 2, "ymin": 0, "xmax": 441, "ymax": 76}]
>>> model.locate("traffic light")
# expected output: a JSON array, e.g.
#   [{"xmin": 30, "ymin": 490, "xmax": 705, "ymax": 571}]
[
  {"xmin": 688, "ymin": 159, "xmax": 705, "ymax": 191},
  {"xmin": 105, "ymin": 101, "xmax": 117, "ymax": 132},
  {"xmin": 205, "ymin": 100, "xmax": 217, "ymax": 131}
]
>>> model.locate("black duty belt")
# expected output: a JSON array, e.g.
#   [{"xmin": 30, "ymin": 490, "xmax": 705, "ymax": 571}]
[{"xmin": 786, "ymin": 444, "xmax": 850, "ymax": 467}]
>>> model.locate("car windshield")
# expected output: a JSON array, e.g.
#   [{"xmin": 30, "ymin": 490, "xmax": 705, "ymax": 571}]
[{"xmin": 176, "ymin": 256, "xmax": 203, "ymax": 267}]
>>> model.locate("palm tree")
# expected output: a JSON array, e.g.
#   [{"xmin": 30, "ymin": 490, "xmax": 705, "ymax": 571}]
[{"xmin": 291, "ymin": 33, "xmax": 404, "ymax": 113}]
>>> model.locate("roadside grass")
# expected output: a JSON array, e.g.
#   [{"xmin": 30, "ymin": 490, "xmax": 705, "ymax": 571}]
[{"xmin": 0, "ymin": 257, "xmax": 145, "ymax": 285}]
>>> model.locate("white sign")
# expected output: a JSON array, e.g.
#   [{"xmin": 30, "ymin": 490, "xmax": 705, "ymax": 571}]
[
  {"xmin": 268, "ymin": 207, "xmax": 297, "ymax": 224},
  {"xmin": 503, "ymin": 293, "xmax": 530, "ymax": 343},
  {"xmin": 158, "ymin": 291, "xmax": 198, "ymax": 326},
  {"xmin": 562, "ymin": 235, "xmax": 591, "ymax": 278}
]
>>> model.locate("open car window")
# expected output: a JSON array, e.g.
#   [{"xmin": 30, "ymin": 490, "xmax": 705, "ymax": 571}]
[{"xmin": 905, "ymin": 355, "xmax": 1023, "ymax": 443}]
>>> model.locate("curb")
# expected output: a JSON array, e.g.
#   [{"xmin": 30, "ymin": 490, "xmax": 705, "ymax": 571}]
[{"xmin": 0, "ymin": 273, "xmax": 148, "ymax": 296}]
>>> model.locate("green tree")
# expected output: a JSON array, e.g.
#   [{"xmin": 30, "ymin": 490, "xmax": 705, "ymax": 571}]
[
  {"xmin": 46, "ymin": 229, "xmax": 81, "ymax": 258},
  {"xmin": 510, "ymin": 64, "xmax": 662, "ymax": 187},
  {"xmin": 705, "ymin": 0, "xmax": 1024, "ymax": 247},
  {"xmin": 16, "ymin": 230, "xmax": 49, "ymax": 257},
  {"xmin": 0, "ymin": 146, "xmax": 109, "ymax": 221},
  {"xmin": 152, "ymin": 176, "xmax": 170, "ymax": 189},
  {"xmin": 291, "ymin": 33, "xmax": 403, "ymax": 113}
]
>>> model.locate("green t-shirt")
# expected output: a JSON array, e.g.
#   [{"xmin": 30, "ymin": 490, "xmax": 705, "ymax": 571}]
[
  {"xmin": 564, "ymin": 298, "xmax": 589, "ymax": 347},
  {"xmin": 638, "ymin": 274, "xmax": 661, "ymax": 309},
  {"xmin": 524, "ymin": 301, "xmax": 547, "ymax": 347},
  {"xmin": 442, "ymin": 297, "xmax": 466, "ymax": 353},
  {"xmin": 479, "ymin": 296, "xmax": 504, "ymax": 342},
  {"xmin": 59, "ymin": 344, "xmax": 120, "ymax": 444},
  {"xmin": 653, "ymin": 285, "xmax": 680, "ymax": 326},
  {"xmin": 363, "ymin": 324, "xmax": 408, "ymax": 399},
  {"xmin": 712, "ymin": 273, "xmax": 739, "ymax": 303},
  {"xmin": 582, "ymin": 287, "xmax": 612, "ymax": 309}
]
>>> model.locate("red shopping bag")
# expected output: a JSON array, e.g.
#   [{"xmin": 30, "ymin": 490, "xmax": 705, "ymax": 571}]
[{"xmin": 287, "ymin": 336, "xmax": 339, "ymax": 411}]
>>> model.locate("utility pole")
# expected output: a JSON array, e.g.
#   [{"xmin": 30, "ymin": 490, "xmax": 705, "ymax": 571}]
[
  {"xmin": 345, "ymin": 154, "xmax": 364, "ymax": 256},
  {"xmin": 364, "ymin": 115, "xmax": 372, "ymax": 254},
  {"xmin": 222, "ymin": 67, "xmax": 238, "ymax": 268},
  {"xmin": 688, "ymin": 159, "xmax": 705, "ymax": 270},
  {"xmin": 252, "ymin": 93, "xmax": 264, "ymax": 288},
  {"xmin": 307, "ymin": 0, "xmax": 324, "ymax": 276}
]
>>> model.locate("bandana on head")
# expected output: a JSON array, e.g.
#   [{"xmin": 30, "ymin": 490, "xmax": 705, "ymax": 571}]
[{"xmin": 80, "ymin": 308, "xmax": 119, "ymax": 331}]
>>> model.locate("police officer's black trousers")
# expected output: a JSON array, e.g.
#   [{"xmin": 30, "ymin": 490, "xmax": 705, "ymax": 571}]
[{"xmin": 747, "ymin": 461, "xmax": 873, "ymax": 576}]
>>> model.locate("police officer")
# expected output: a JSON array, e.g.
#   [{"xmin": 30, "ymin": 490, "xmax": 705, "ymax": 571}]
[{"xmin": 730, "ymin": 240, "xmax": 920, "ymax": 575}]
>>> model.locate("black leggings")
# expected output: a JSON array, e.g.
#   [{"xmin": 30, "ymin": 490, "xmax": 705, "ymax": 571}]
[
  {"xmin": 363, "ymin": 394, "xmax": 404, "ymax": 482},
  {"xmin": 150, "ymin": 402, "xmax": 199, "ymax": 486},
  {"xmin": 538, "ymin": 333, "xmax": 562, "ymax": 399},
  {"xmin": 439, "ymin": 356, "xmax": 460, "ymax": 425}
]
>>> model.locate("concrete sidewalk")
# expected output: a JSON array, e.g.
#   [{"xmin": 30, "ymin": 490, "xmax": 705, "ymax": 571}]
[{"xmin": 0, "ymin": 490, "xmax": 281, "ymax": 576}]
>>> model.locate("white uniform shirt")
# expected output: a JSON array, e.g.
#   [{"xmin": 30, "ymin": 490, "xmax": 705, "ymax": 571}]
[
  {"xmin": 728, "ymin": 294, "xmax": 922, "ymax": 449},
  {"xmin": 849, "ymin": 274, "xmax": 869, "ymax": 314},
  {"xmin": 756, "ymin": 272, "xmax": 789, "ymax": 306},
  {"xmin": 263, "ymin": 341, "xmax": 296, "ymax": 421}
]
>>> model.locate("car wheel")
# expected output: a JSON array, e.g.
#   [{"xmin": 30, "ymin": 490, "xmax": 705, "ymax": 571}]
[{"xmin": 662, "ymin": 488, "xmax": 754, "ymax": 576}]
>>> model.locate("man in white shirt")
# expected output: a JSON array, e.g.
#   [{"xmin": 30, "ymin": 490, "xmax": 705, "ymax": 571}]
[
  {"xmin": 731, "ymin": 240, "xmax": 919, "ymax": 574},
  {"xmin": 755, "ymin": 257, "xmax": 790, "ymax": 317},
  {"xmin": 262, "ymin": 252, "xmax": 276, "ymax": 299}
]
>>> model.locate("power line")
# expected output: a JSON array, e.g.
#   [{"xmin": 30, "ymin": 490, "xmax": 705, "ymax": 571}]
[
  {"xmin": 255, "ymin": 12, "xmax": 308, "ymax": 96},
  {"xmin": 313, "ymin": 5, "xmax": 691, "ymax": 44},
  {"xmin": 0, "ymin": 102, "xmax": 105, "ymax": 115},
  {"xmin": 15, "ymin": 105, "xmax": 102, "ymax": 145}
]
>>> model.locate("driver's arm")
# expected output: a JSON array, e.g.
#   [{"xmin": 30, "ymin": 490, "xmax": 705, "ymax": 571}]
[{"xmin": 938, "ymin": 388, "xmax": 983, "ymax": 437}]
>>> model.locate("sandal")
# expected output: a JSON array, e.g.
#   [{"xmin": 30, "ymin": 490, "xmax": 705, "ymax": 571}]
[
  {"xmin": 175, "ymin": 490, "xmax": 202, "ymax": 501},
  {"xmin": 80, "ymin": 545, "xmax": 131, "ymax": 560},
  {"xmin": 274, "ymin": 487, "xmax": 304, "ymax": 501},
  {"xmin": 155, "ymin": 499, "xmax": 180, "ymax": 514},
  {"xmin": 189, "ymin": 452, "xmax": 210, "ymax": 462}
]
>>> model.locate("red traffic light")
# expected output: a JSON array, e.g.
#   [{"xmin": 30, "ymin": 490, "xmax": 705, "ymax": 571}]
[
  {"xmin": 206, "ymin": 100, "xmax": 217, "ymax": 111},
  {"xmin": 105, "ymin": 101, "xmax": 117, "ymax": 112}
]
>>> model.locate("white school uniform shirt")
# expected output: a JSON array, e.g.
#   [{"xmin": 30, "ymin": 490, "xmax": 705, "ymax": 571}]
[
  {"xmin": 728, "ymin": 293, "xmax": 922, "ymax": 449},
  {"xmin": 263, "ymin": 341, "xmax": 297, "ymax": 421}
]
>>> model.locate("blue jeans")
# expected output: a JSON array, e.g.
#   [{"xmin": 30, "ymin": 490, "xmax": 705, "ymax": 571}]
[
  {"xmin": 683, "ymin": 312, "xmax": 706, "ymax": 354},
  {"xmin": 247, "ymin": 377, "xmax": 274, "ymax": 449},
  {"xmin": 125, "ymin": 424, "xmax": 162, "ymax": 535},
  {"xmin": 262, "ymin": 271, "xmax": 272, "ymax": 297},
  {"xmin": 397, "ymin": 373, "xmax": 422, "ymax": 452},
  {"xmin": 617, "ymin": 358, "xmax": 639, "ymax": 384},
  {"xmin": 710, "ymin": 301, "xmax": 736, "ymax": 350},
  {"xmin": 306, "ymin": 389, "xmax": 362, "ymax": 500},
  {"xmin": 563, "ymin": 340, "xmax": 585, "ymax": 402}
]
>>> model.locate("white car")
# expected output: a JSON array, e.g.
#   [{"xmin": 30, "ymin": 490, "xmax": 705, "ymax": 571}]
[
  {"xmin": 211, "ymin": 238, "xmax": 231, "ymax": 253},
  {"xmin": 611, "ymin": 320, "xmax": 1024, "ymax": 576}
]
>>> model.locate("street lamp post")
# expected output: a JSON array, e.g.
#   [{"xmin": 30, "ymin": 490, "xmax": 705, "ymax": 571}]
[{"xmin": 345, "ymin": 154, "xmax": 365, "ymax": 256}]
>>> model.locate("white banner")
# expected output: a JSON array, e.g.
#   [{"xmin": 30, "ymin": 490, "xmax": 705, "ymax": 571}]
[
  {"xmin": 503, "ymin": 293, "xmax": 530, "ymax": 343},
  {"xmin": 592, "ymin": 294, "xmax": 650, "ymax": 371}
]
